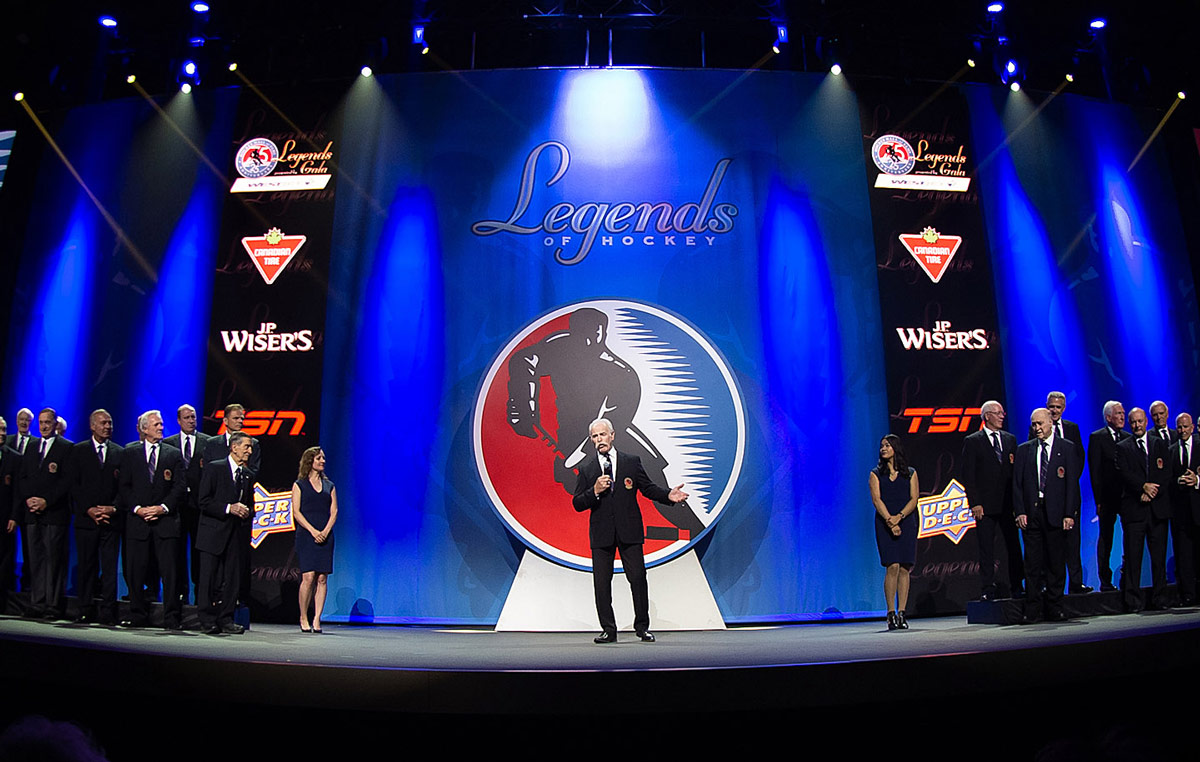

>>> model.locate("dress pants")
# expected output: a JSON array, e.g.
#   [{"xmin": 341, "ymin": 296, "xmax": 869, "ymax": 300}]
[
  {"xmin": 975, "ymin": 512, "xmax": 1025, "ymax": 596},
  {"xmin": 591, "ymin": 540, "xmax": 649, "ymax": 634},
  {"xmin": 74, "ymin": 525, "xmax": 120, "ymax": 621},
  {"xmin": 1121, "ymin": 514, "xmax": 1169, "ymax": 611},
  {"xmin": 26, "ymin": 523, "xmax": 68, "ymax": 615},
  {"xmin": 1170, "ymin": 515, "xmax": 1196, "ymax": 603},
  {"xmin": 1023, "ymin": 501, "xmax": 1066, "ymax": 620},
  {"xmin": 198, "ymin": 533, "xmax": 243, "ymax": 629},
  {"xmin": 1065, "ymin": 523, "xmax": 1085, "ymax": 587},
  {"xmin": 128, "ymin": 533, "xmax": 181, "ymax": 626},
  {"xmin": 1097, "ymin": 509, "xmax": 1119, "ymax": 587}
]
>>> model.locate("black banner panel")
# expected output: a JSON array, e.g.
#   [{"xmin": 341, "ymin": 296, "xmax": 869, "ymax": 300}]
[
  {"xmin": 860, "ymin": 90, "xmax": 1007, "ymax": 613},
  {"xmin": 205, "ymin": 86, "xmax": 340, "ymax": 616}
]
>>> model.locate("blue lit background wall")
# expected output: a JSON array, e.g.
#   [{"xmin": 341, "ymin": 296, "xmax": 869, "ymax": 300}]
[
  {"xmin": 969, "ymin": 85, "xmax": 1199, "ymax": 586},
  {"xmin": 3, "ymin": 70, "xmax": 1196, "ymax": 621}
]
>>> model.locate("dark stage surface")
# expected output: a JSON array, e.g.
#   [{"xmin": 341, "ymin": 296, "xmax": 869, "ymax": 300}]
[{"xmin": 3, "ymin": 610, "xmax": 1199, "ymax": 760}]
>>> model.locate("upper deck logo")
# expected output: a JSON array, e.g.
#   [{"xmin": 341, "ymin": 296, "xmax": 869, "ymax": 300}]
[
  {"xmin": 898, "ymin": 227, "xmax": 962, "ymax": 284},
  {"xmin": 234, "ymin": 138, "xmax": 279, "ymax": 179},
  {"xmin": 917, "ymin": 479, "xmax": 975, "ymax": 544},
  {"xmin": 871, "ymin": 134, "xmax": 916, "ymax": 176},
  {"xmin": 251, "ymin": 483, "xmax": 294, "ymax": 548},
  {"xmin": 241, "ymin": 227, "xmax": 306, "ymax": 284},
  {"xmin": 473, "ymin": 299, "xmax": 745, "ymax": 571}
]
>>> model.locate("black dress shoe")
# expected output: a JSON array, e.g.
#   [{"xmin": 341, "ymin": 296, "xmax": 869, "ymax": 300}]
[
  {"xmin": 204, "ymin": 625, "xmax": 223, "ymax": 635},
  {"xmin": 164, "ymin": 621, "xmax": 183, "ymax": 631},
  {"xmin": 978, "ymin": 592, "xmax": 994, "ymax": 602},
  {"xmin": 886, "ymin": 611, "xmax": 898, "ymax": 630},
  {"xmin": 593, "ymin": 631, "xmax": 617, "ymax": 644},
  {"xmin": 1100, "ymin": 582, "xmax": 1117, "ymax": 592},
  {"xmin": 1070, "ymin": 584, "xmax": 1094, "ymax": 594},
  {"xmin": 72, "ymin": 613, "xmax": 94, "ymax": 625},
  {"xmin": 121, "ymin": 618, "xmax": 149, "ymax": 628},
  {"xmin": 896, "ymin": 611, "xmax": 909, "ymax": 630},
  {"xmin": 219, "ymin": 622, "xmax": 245, "ymax": 634},
  {"xmin": 636, "ymin": 630, "xmax": 655, "ymax": 642},
  {"xmin": 1047, "ymin": 610, "xmax": 1068, "ymax": 622}
]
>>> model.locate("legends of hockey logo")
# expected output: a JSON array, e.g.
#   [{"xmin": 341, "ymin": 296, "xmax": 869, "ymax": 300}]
[
  {"xmin": 241, "ymin": 227, "xmax": 306, "ymax": 285},
  {"xmin": 473, "ymin": 299, "xmax": 746, "ymax": 571},
  {"xmin": 898, "ymin": 227, "xmax": 962, "ymax": 284}
]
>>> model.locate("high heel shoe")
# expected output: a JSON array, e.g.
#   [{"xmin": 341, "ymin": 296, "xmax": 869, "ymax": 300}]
[
  {"xmin": 887, "ymin": 611, "xmax": 898, "ymax": 631},
  {"xmin": 896, "ymin": 611, "xmax": 909, "ymax": 630}
]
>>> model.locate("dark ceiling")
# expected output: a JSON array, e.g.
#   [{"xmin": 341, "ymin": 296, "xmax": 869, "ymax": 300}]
[{"xmin": 1, "ymin": 1, "xmax": 1195, "ymax": 111}]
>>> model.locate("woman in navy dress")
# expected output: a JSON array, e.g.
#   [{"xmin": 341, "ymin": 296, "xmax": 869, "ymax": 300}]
[
  {"xmin": 869, "ymin": 434, "xmax": 919, "ymax": 630},
  {"xmin": 292, "ymin": 446, "xmax": 338, "ymax": 633}
]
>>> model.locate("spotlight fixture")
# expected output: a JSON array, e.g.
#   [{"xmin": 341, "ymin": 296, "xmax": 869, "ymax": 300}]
[
  {"xmin": 361, "ymin": 65, "xmax": 373, "ymax": 77},
  {"xmin": 1089, "ymin": 18, "xmax": 1106, "ymax": 30},
  {"xmin": 776, "ymin": 25, "xmax": 789, "ymax": 44},
  {"xmin": 1065, "ymin": 73, "xmax": 1074, "ymax": 82},
  {"xmin": 126, "ymin": 74, "xmax": 136, "ymax": 84},
  {"xmin": 967, "ymin": 58, "xmax": 976, "ymax": 68},
  {"xmin": 1005, "ymin": 59, "xmax": 1017, "ymax": 75},
  {"xmin": 1010, "ymin": 81, "xmax": 1020, "ymax": 92},
  {"xmin": 99, "ymin": 16, "xmax": 117, "ymax": 28},
  {"xmin": 412, "ymin": 25, "xmax": 425, "ymax": 45},
  {"xmin": 1180, "ymin": 91, "xmax": 1188, "ymax": 100},
  {"xmin": 180, "ymin": 83, "xmax": 192, "ymax": 94},
  {"xmin": 183, "ymin": 60, "xmax": 197, "ymax": 76},
  {"xmin": 13, "ymin": 92, "xmax": 24, "ymax": 102},
  {"xmin": 189, "ymin": 36, "xmax": 206, "ymax": 47},
  {"xmin": 830, "ymin": 63, "xmax": 842, "ymax": 76},
  {"xmin": 191, "ymin": 2, "xmax": 210, "ymax": 12},
  {"xmin": 771, "ymin": 42, "xmax": 781, "ymax": 54},
  {"xmin": 986, "ymin": 3, "xmax": 1004, "ymax": 13},
  {"xmin": 228, "ymin": 62, "xmax": 238, "ymax": 72}
]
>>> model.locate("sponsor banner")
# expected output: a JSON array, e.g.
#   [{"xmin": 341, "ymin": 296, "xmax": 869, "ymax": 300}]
[
  {"xmin": 205, "ymin": 83, "xmax": 341, "ymax": 616},
  {"xmin": 861, "ymin": 87, "xmax": 1008, "ymax": 613}
]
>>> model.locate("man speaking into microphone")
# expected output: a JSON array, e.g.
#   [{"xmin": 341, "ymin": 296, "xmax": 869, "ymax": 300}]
[{"xmin": 572, "ymin": 417, "xmax": 688, "ymax": 644}]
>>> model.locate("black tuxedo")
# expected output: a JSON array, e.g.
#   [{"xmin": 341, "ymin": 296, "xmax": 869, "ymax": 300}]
[
  {"xmin": 67, "ymin": 438, "xmax": 124, "ymax": 622},
  {"xmin": 6, "ymin": 433, "xmax": 34, "ymax": 456},
  {"xmin": 1168, "ymin": 436, "xmax": 1200, "ymax": 603},
  {"xmin": 0, "ymin": 445, "xmax": 20, "ymax": 610},
  {"xmin": 960, "ymin": 427, "xmax": 1023, "ymax": 597},
  {"xmin": 119, "ymin": 440, "xmax": 186, "ymax": 626},
  {"xmin": 1115, "ymin": 434, "xmax": 1172, "ymax": 610},
  {"xmin": 1150, "ymin": 427, "xmax": 1179, "ymax": 444},
  {"xmin": 1014, "ymin": 435, "xmax": 1081, "ymax": 618},
  {"xmin": 202, "ymin": 432, "xmax": 261, "ymax": 474},
  {"xmin": 572, "ymin": 449, "xmax": 675, "ymax": 634},
  {"xmin": 1087, "ymin": 426, "xmax": 1127, "ymax": 588},
  {"xmin": 164, "ymin": 430, "xmax": 211, "ymax": 603},
  {"xmin": 196, "ymin": 457, "xmax": 254, "ymax": 629},
  {"xmin": 19, "ymin": 435, "xmax": 74, "ymax": 615}
]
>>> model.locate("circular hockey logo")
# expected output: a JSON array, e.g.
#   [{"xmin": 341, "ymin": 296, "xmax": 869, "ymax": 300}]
[
  {"xmin": 234, "ymin": 137, "xmax": 280, "ymax": 179},
  {"xmin": 473, "ymin": 299, "xmax": 745, "ymax": 571},
  {"xmin": 871, "ymin": 134, "xmax": 916, "ymax": 175}
]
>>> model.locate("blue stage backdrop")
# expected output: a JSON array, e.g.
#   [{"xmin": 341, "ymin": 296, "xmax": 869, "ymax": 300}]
[{"xmin": 2, "ymin": 69, "xmax": 1196, "ymax": 623}]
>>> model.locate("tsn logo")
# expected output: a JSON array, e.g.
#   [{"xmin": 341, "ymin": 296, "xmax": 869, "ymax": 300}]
[
  {"xmin": 215, "ymin": 409, "xmax": 306, "ymax": 436},
  {"xmin": 900, "ymin": 407, "xmax": 982, "ymax": 434}
]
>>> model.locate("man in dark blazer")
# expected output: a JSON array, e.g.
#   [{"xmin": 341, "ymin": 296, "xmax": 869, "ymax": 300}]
[
  {"xmin": 19, "ymin": 407, "xmax": 74, "ymax": 619},
  {"xmin": 1029, "ymin": 392, "xmax": 1091, "ymax": 594},
  {"xmin": 202, "ymin": 403, "xmax": 261, "ymax": 613},
  {"xmin": 1149, "ymin": 400, "xmax": 1178, "ymax": 444},
  {"xmin": 67, "ymin": 409, "xmax": 123, "ymax": 625},
  {"xmin": 572, "ymin": 417, "xmax": 688, "ymax": 643},
  {"xmin": 1014, "ymin": 408, "xmax": 1081, "ymax": 622},
  {"xmin": 1114, "ymin": 406, "xmax": 1172, "ymax": 612},
  {"xmin": 0, "ymin": 418, "xmax": 20, "ymax": 613},
  {"xmin": 961, "ymin": 400, "xmax": 1023, "ymax": 600},
  {"xmin": 1087, "ymin": 400, "xmax": 1127, "ymax": 591},
  {"xmin": 164, "ymin": 404, "xmax": 210, "ymax": 605},
  {"xmin": 196, "ymin": 431, "xmax": 255, "ymax": 635},
  {"xmin": 6, "ymin": 408, "xmax": 34, "ymax": 454},
  {"xmin": 1167, "ymin": 412, "xmax": 1199, "ymax": 606},
  {"xmin": 119, "ymin": 410, "xmax": 185, "ymax": 629}
]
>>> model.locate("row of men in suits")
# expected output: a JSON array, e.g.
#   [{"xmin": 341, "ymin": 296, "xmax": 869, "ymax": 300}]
[
  {"xmin": 1, "ymin": 404, "xmax": 261, "ymax": 634},
  {"xmin": 960, "ymin": 393, "xmax": 1199, "ymax": 620}
]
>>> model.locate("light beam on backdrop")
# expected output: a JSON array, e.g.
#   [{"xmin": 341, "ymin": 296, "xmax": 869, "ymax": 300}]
[{"xmin": 557, "ymin": 69, "xmax": 653, "ymax": 166}]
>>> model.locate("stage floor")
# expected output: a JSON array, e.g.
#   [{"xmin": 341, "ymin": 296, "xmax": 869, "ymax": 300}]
[{"xmin": 3, "ymin": 610, "xmax": 1198, "ymax": 759}]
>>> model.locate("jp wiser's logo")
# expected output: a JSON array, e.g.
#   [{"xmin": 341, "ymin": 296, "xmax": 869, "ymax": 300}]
[
  {"xmin": 896, "ymin": 320, "xmax": 989, "ymax": 350},
  {"xmin": 898, "ymin": 227, "xmax": 962, "ymax": 284},
  {"xmin": 231, "ymin": 137, "xmax": 334, "ymax": 193},
  {"xmin": 471, "ymin": 141, "xmax": 738, "ymax": 265},
  {"xmin": 917, "ymin": 479, "xmax": 975, "ymax": 544},
  {"xmin": 221, "ymin": 322, "xmax": 316, "ymax": 353}
]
